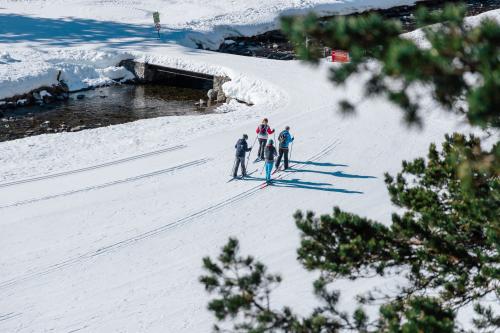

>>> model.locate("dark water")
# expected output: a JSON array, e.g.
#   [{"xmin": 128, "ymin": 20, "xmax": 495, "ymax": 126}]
[{"xmin": 0, "ymin": 85, "xmax": 208, "ymax": 142}]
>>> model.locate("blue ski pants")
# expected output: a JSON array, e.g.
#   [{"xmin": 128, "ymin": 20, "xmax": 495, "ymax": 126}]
[{"xmin": 265, "ymin": 161, "xmax": 273, "ymax": 181}]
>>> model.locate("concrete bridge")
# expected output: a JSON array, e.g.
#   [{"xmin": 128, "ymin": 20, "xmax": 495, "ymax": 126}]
[{"xmin": 119, "ymin": 59, "xmax": 230, "ymax": 103}]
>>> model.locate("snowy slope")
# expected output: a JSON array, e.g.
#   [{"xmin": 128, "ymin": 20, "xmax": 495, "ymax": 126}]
[
  {"xmin": 0, "ymin": 65, "xmax": 468, "ymax": 332},
  {"xmin": 1, "ymin": 2, "xmax": 498, "ymax": 333},
  {"xmin": 0, "ymin": 0, "xmax": 423, "ymax": 99},
  {"xmin": 2, "ymin": 0, "xmax": 421, "ymax": 48}
]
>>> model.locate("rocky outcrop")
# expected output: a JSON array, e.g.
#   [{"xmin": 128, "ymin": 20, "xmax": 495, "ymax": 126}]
[{"xmin": 213, "ymin": 76, "xmax": 231, "ymax": 103}]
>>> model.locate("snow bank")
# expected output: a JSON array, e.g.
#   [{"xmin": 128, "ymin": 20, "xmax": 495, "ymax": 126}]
[
  {"xmin": 0, "ymin": 52, "xmax": 21, "ymax": 64},
  {"xmin": 56, "ymin": 62, "xmax": 134, "ymax": 91},
  {"xmin": 404, "ymin": 8, "xmax": 500, "ymax": 48},
  {"xmin": 133, "ymin": 52, "xmax": 227, "ymax": 77},
  {"xmin": 0, "ymin": 55, "xmax": 58, "ymax": 99},
  {"xmin": 132, "ymin": 52, "xmax": 285, "ymax": 107},
  {"xmin": 463, "ymin": 7, "xmax": 500, "ymax": 26},
  {"xmin": 170, "ymin": 0, "xmax": 423, "ymax": 48},
  {"xmin": 0, "ymin": 46, "xmax": 283, "ymax": 107},
  {"xmin": 222, "ymin": 74, "xmax": 283, "ymax": 106},
  {"xmin": 0, "ymin": 49, "xmax": 134, "ymax": 99}
]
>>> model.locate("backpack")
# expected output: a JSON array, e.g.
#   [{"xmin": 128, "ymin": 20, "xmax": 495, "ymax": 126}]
[
  {"xmin": 278, "ymin": 130, "xmax": 287, "ymax": 144},
  {"xmin": 264, "ymin": 145, "xmax": 276, "ymax": 161},
  {"xmin": 259, "ymin": 124, "xmax": 268, "ymax": 134}
]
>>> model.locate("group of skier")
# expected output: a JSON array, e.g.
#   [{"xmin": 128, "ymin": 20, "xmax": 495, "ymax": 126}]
[{"xmin": 233, "ymin": 118, "xmax": 294, "ymax": 184}]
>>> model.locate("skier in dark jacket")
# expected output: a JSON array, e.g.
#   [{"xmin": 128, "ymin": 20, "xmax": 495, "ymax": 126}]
[
  {"xmin": 264, "ymin": 139, "xmax": 278, "ymax": 183},
  {"xmin": 256, "ymin": 118, "xmax": 275, "ymax": 160},
  {"xmin": 233, "ymin": 134, "xmax": 252, "ymax": 178},
  {"xmin": 275, "ymin": 126, "xmax": 294, "ymax": 171}
]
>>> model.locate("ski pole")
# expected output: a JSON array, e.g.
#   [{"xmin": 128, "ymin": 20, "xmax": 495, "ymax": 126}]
[
  {"xmin": 245, "ymin": 152, "xmax": 252, "ymax": 172},
  {"xmin": 289, "ymin": 141, "xmax": 294, "ymax": 161},
  {"xmin": 252, "ymin": 135, "xmax": 258, "ymax": 147},
  {"xmin": 246, "ymin": 136, "xmax": 258, "ymax": 169},
  {"xmin": 245, "ymin": 154, "xmax": 251, "ymax": 173}
]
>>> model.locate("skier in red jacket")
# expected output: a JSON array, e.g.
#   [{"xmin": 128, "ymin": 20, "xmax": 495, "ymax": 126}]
[{"xmin": 256, "ymin": 118, "xmax": 275, "ymax": 160}]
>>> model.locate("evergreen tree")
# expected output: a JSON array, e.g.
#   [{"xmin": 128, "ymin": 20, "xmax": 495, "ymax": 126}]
[
  {"xmin": 201, "ymin": 135, "xmax": 499, "ymax": 332},
  {"xmin": 200, "ymin": 3, "xmax": 499, "ymax": 332},
  {"xmin": 281, "ymin": 3, "xmax": 499, "ymax": 128}
]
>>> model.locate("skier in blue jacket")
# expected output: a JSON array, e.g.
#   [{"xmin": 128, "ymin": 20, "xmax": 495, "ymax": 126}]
[{"xmin": 275, "ymin": 126, "xmax": 294, "ymax": 171}]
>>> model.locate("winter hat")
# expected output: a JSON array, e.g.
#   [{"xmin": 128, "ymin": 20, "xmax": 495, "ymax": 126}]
[
  {"xmin": 268, "ymin": 139, "xmax": 274, "ymax": 145},
  {"xmin": 243, "ymin": 134, "xmax": 248, "ymax": 139},
  {"xmin": 285, "ymin": 126, "xmax": 290, "ymax": 130}
]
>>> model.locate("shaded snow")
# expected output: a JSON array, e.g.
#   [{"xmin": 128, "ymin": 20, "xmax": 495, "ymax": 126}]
[{"xmin": 2, "ymin": 1, "xmax": 422, "ymax": 49}]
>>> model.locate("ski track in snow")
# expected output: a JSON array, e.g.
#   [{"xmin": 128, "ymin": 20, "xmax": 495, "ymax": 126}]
[
  {"xmin": 0, "ymin": 158, "xmax": 210, "ymax": 209},
  {"xmin": 0, "ymin": 144, "xmax": 186, "ymax": 188},
  {"xmin": 0, "ymin": 312, "xmax": 21, "ymax": 322},
  {"xmin": 0, "ymin": 139, "xmax": 340, "ymax": 291}
]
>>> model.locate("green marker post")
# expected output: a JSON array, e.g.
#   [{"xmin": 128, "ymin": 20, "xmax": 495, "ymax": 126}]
[{"xmin": 153, "ymin": 11, "xmax": 161, "ymax": 39}]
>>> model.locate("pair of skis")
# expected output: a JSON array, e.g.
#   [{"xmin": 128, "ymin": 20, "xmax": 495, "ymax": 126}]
[
  {"xmin": 272, "ymin": 166, "xmax": 284, "ymax": 175},
  {"xmin": 229, "ymin": 136, "xmax": 258, "ymax": 182},
  {"xmin": 227, "ymin": 169, "xmax": 258, "ymax": 182},
  {"xmin": 227, "ymin": 166, "xmax": 282, "ymax": 184},
  {"xmin": 260, "ymin": 167, "xmax": 288, "ymax": 189},
  {"xmin": 254, "ymin": 156, "xmax": 283, "ymax": 188}
]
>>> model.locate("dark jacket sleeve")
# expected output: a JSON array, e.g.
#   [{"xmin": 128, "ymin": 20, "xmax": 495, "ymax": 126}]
[{"xmin": 244, "ymin": 141, "xmax": 251, "ymax": 151}]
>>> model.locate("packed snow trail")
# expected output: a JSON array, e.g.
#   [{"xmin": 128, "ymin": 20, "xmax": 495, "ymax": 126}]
[
  {"xmin": 0, "ymin": 139, "xmax": 340, "ymax": 291},
  {"xmin": 0, "ymin": 158, "xmax": 210, "ymax": 209},
  {"xmin": 0, "ymin": 76, "xmax": 469, "ymax": 332},
  {"xmin": 0, "ymin": 144, "xmax": 186, "ymax": 188}
]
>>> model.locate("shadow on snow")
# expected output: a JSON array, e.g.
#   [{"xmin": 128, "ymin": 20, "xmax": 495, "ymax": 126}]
[
  {"xmin": 244, "ymin": 176, "xmax": 363, "ymax": 194},
  {"xmin": 271, "ymin": 178, "xmax": 363, "ymax": 194},
  {"xmin": 289, "ymin": 160, "xmax": 348, "ymax": 168},
  {"xmin": 286, "ymin": 168, "xmax": 377, "ymax": 179},
  {"xmin": 240, "ymin": 159, "xmax": 376, "ymax": 194},
  {"xmin": 0, "ymin": 14, "xmax": 198, "ymax": 48}
]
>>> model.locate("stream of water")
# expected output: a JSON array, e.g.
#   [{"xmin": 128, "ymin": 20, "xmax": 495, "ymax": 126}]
[{"xmin": 0, "ymin": 84, "xmax": 208, "ymax": 142}]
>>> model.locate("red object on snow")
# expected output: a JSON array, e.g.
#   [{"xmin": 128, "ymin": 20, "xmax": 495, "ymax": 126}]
[{"xmin": 332, "ymin": 50, "xmax": 350, "ymax": 63}]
